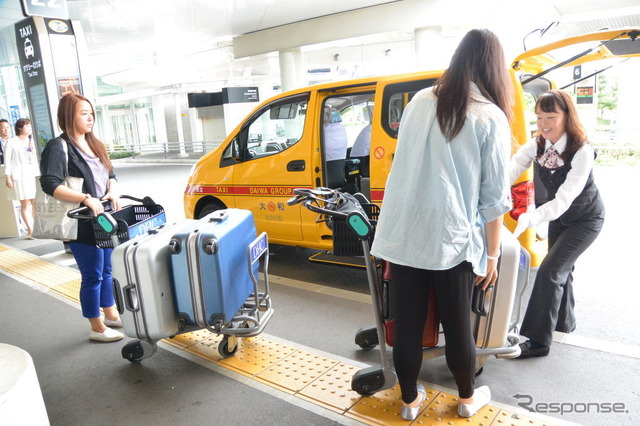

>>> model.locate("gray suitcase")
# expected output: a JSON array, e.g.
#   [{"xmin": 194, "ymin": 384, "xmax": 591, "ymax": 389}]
[
  {"xmin": 472, "ymin": 230, "xmax": 528, "ymax": 349},
  {"xmin": 112, "ymin": 221, "xmax": 197, "ymax": 343}
]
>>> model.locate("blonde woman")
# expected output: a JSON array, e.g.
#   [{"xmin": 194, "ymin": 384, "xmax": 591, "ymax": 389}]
[{"xmin": 4, "ymin": 118, "xmax": 39, "ymax": 239}]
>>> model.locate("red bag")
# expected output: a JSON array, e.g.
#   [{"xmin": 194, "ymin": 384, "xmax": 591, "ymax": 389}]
[
  {"xmin": 510, "ymin": 180, "xmax": 535, "ymax": 220},
  {"xmin": 380, "ymin": 262, "xmax": 439, "ymax": 348}
]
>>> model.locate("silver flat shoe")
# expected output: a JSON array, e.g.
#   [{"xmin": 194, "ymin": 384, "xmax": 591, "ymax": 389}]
[
  {"xmin": 458, "ymin": 385, "xmax": 491, "ymax": 417},
  {"xmin": 401, "ymin": 384, "xmax": 426, "ymax": 421}
]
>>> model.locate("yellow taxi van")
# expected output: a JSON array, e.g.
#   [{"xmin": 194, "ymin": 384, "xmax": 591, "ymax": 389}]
[{"xmin": 184, "ymin": 28, "xmax": 639, "ymax": 267}]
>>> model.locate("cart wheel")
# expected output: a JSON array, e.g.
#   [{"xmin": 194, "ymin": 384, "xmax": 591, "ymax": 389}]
[
  {"xmin": 475, "ymin": 367, "xmax": 484, "ymax": 377},
  {"xmin": 218, "ymin": 337, "xmax": 238, "ymax": 358},
  {"xmin": 355, "ymin": 326, "xmax": 379, "ymax": 349},
  {"xmin": 122, "ymin": 340, "xmax": 157, "ymax": 363}
]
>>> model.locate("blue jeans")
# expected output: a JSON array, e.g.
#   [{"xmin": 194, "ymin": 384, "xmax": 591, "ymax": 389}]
[{"xmin": 69, "ymin": 243, "xmax": 114, "ymax": 319}]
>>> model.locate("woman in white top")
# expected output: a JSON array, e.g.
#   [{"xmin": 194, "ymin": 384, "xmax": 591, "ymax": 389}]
[
  {"xmin": 370, "ymin": 29, "xmax": 512, "ymax": 420},
  {"xmin": 4, "ymin": 118, "xmax": 39, "ymax": 239},
  {"xmin": 509, "ymin": 89, "xmax": 604, "ymax": 358}
]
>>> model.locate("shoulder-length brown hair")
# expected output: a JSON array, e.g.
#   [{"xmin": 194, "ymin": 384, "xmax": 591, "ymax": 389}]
[
  {"xmin": 434, "ymin": 28, "xmax": 513, "ymax": 141},
  {"xmin": 534, "ymin": 90, "xmax": 588, "ymax": 162},
  {"xmin": 57, "ymin": 93, "xmax": 113, "ymax": 172}
]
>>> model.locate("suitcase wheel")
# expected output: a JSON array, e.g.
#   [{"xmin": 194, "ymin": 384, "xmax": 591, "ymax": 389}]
[
  {"xmin": 218, "ymin": 336, "xmax": 238, "ymax": 358},
  {"xmin": 355, "ymin": 326, "xmax": 379, "ymax": 349},
  {"xmin": 122, "ymin": 340, "xmax": 157, "ymax": 363},
  {"xmin": 351, "ymin": 366, "xmax": 386, "ymax": 396}
]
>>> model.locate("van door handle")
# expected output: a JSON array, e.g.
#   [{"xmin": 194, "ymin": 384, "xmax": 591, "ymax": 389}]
[{"xmin": 287, "ymin": 160, "xmax": 305, "ymax": 172}]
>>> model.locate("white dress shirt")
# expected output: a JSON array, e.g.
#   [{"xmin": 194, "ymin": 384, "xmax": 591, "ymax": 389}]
[{"xmin": 509, "ymin": 133, "xmax": 595, "ymax": 226}]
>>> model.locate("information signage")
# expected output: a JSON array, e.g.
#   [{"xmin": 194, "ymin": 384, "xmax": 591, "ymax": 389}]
[
  {"xmin": 14, "ymin": 17, "xmax": 54, "ymax": 146},
  {"xmin": 576, "ymin": 86, "xmax": 594, "ymax": 104},
  {"xmin": 222, "ymin": 87, "xmax": 260, "ymax": 104}
]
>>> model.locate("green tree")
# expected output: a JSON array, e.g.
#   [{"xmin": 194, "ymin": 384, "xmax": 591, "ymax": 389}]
[{"xmin": 597, "ymin": 74, "xmax": 618, "ymax": 120}]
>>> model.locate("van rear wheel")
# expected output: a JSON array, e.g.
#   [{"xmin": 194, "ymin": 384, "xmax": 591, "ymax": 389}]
[{"xmin": 198, "ymin": 201, "xmax": 225, "ymax": 219}]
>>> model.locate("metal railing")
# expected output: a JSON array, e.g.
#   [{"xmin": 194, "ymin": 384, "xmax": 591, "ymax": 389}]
[{"xmin": 107, "ymin": 140, "xmax": 222, "ymax": 160}]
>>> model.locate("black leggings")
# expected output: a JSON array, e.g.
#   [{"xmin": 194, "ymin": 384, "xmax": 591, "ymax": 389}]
[{"xmin": 390, "ymin": 261, "xmax": 476, "ymax": 403}]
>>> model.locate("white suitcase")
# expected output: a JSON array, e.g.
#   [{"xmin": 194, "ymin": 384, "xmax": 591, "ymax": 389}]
[
  {"xmin": 112, "ymin": 221, "xmax": 196, "ymax": 342},
  {"xmin": 472, "ymin": 230, "xmax": 527, "ymax": 349}
]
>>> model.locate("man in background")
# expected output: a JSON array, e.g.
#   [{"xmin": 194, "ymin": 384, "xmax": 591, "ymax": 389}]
[{"xmin": 0, "ymin": 118, "xmax": 12, "ymax": 165}]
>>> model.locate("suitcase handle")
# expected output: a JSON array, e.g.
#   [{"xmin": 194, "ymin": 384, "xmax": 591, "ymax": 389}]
[
  {"xmin": 472, "ymin": 285, "xmax": 493, "ymax": 316},
  {"xmin": 123, "ymin": 284, "xmax": 140, "ymax": 312},
  {"xmin": 208, "ymin": 210, "xmax": 228, "ymax": 223},
  {"xmin": 113, "ymin": 279, "xmax": 125, "ymax": 315}
]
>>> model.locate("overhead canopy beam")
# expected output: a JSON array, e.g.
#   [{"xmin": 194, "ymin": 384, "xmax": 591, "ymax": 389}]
[
  {"xmin": 232, "ymin": 0, "xmax": 565, "ymax": 59},
  {"xmin": 233, "ymin": 0, "xmax": 447, "ymax": 58}
]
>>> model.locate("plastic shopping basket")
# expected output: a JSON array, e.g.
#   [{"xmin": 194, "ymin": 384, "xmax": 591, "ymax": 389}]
[{"xmin": 92, "ymin": 202, "xmax": 166, "ymax": 248}]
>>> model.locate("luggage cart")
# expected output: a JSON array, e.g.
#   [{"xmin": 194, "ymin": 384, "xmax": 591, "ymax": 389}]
[
  {"xmin": 69, "ymin": 199, "xmax": 273, "ymax": 362},
  {"xmin": 288, "ymin": 187, "xmax": 529, "ymax": 396}
]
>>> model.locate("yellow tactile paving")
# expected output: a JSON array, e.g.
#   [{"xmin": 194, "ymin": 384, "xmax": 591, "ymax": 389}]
[
  {"xmin": 298, "ymin": 362, "xmax": 363, "ymax": 412},
  {"xmin": 50, "ymin": 278, "xmax": 81, "ymax": 303},
  {"xmin": 184, "ymin": 333, "xmax": 239, "ymax": 362},
  {"xmin": 217, "ymin": 337, "xmax": 298, "ymax": 377},
  {"xmin": 0, "ymin": 248, "xmax": 79, "ymax": 288},
  {"xmin": 345, "ymin": 384, "xmax": 430, "ymax": 425},
  {"xmin": 417, "ymin": 391, "xmax": 498, "ymax": 425},
  {"xmin": 256, "ymin": 350, "xmax": 340, "ymax": 394},
  {"xmin": 165, "ymin": 328, "xmax": 217, "ymax": 349},
  {"xmin": 491, "ymin": 409, "xmax": 553, "ymax": 426},
  {"xmin": 0, "ymin": 244, "xmax": 563, "ymax": 426}
]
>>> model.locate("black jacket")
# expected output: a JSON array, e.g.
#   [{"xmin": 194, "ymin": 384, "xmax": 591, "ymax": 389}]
[
  {"xmin": 535, "ymin": 152, "xmax": 604, "ymax": 227},
  {"xmin": 39, "ymin": 134, "xmax": 116, "ymax": 245}
]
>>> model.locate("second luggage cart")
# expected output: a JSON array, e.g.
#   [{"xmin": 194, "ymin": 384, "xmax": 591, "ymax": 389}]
[{"xmin": 288, "ymin": 187, "xmax": 529, "ymax": 396}]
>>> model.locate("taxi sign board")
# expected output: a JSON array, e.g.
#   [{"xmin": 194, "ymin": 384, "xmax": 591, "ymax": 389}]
[{"xmin": 21, "ymin": 0, "xmax": 69, "ymax": 20}]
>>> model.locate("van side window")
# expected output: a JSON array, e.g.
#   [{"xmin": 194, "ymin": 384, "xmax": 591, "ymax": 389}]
[
  {"xmin": 242, "ymin": 96, "xmax": 308, "ymax": 160},
  {"xmin": 381, "ymin": 79, "xmax": 437, "ymax": 138}
]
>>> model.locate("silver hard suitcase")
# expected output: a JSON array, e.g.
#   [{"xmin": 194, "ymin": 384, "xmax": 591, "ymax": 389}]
[
  {"xmin": 472, "ymin": 230, "xmax": 529, "ymax": 349},
  {"xmin": 112, "ymin": 221, "xmax": 196, "ymax": 345}
]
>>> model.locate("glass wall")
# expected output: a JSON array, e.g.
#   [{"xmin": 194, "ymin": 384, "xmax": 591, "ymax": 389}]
[{"xmin": 0, "ymin": 26, "xmax": 29, "ymax": 135}]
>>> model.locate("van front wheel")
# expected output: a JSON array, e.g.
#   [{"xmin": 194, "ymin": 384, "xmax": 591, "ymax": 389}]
[{"xmin": 198, "ymin": 201, "xmax": 225, "ymax": 219}]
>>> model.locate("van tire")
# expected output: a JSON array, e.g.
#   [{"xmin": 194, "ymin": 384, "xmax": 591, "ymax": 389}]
[{"xmin": 198, "ymin": 201, "xmax": 225, "ymax": 219}]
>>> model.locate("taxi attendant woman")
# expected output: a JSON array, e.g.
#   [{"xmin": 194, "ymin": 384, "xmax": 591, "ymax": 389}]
[
  {"xmin": 39, "ymin": 93, "xmax": 125, "ymax": 342},
  {"xmin": 509, "ymin": 89, "xmax": 604, "ymax": 358},
  {"xmin": 370, "ymin": 28, "xmax": 512, "ymax": 420}
]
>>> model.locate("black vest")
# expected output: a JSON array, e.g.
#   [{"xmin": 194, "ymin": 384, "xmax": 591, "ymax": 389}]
[{"xmin": 535, "ymin": 151, "xmax": 604, "ymax": 226}]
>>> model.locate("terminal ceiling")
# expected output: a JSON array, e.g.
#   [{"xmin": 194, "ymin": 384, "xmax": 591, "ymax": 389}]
[{"xmin": 2, "ymin": 0, "xmax": 640, "ymax": 95}]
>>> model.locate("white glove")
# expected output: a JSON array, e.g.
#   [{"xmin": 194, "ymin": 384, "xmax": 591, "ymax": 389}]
[{"xmin": 513, "ymin": 212, "xmax": 531, "ymax": 238}]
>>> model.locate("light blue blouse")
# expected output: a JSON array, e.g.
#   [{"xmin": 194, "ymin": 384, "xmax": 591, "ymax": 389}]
[{"xmin": 370, "ymin": 84, "xmax": 511, "ymax": 276}]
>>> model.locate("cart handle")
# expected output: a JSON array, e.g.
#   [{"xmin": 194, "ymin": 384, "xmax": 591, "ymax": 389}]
[
  {"xmin": 287, "ymin": 187, "xmax": 367, "ymax": 219},
  {"xmin": 66, "ymin": 195, "xmax": 157, "ymax": 220}
]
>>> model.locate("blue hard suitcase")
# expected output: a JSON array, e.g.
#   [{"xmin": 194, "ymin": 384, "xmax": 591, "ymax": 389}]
[{"xmin": 169, "ymin": 209, "xmax": 259, "ymax": 329}]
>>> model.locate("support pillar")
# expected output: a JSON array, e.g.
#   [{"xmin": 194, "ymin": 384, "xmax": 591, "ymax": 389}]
[{"xmin": 278, "ymin": 48, "xmax": 304, "ymax": 92}]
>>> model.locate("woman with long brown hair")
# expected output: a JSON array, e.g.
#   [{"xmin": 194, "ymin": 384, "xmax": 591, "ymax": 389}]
[
  {"xmin": 4, "ymin": 118, "xmax": 39, "ymax": 238},
  {"xmin": 509, "ymin": 89, "xmax": 604, "ymax": 358},
  {"xmin": 371, "ymin": 28, "xmax": 513, "ymax": 420},
  {"xmin": 40, "ymin": 93, "xmax": 124, "ymax": 342}
]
